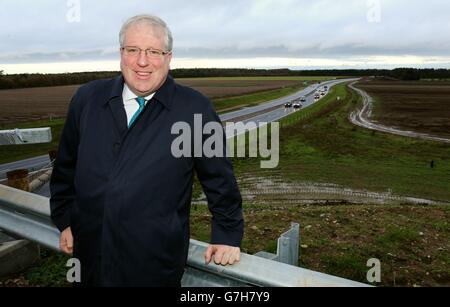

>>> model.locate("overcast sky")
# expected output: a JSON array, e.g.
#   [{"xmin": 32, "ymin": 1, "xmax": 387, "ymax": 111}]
[{"xmin": 1, "ymin": 0, "xmax": 450, "ymax": 73}]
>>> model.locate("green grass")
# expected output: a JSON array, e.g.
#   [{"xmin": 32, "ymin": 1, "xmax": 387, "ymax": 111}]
[
  {"xmin": 24, "ymin": 249, "xmax": 70, "ymax": 287},
  {"xmin": 376, "ymin": 228, "xmax": 420, "ymax": 249},
  {"xmin": 321, "ymin": 250, "xmax": 369, "ymax": 282},
  {"xmin": 280, "ymin": 84, "xmax": 343, "ymax": 127},
  {"xmin": 432, "ymin": 221, "xmax": 449, "ymax": 232}
]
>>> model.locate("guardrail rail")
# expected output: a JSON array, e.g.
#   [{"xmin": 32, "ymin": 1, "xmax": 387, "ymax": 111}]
[{"xmin": 0, "ymin": 184, "xmax": 370, "ymax": 287}]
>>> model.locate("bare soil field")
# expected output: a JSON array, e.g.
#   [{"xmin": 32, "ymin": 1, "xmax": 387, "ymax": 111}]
[
  {"xmin": 355, "ymin": 80, "xmax": 450, "ymax": 139},
  {"xmin": 177, "ymin": 79, "xmax": 303, "ymax": 99},
  {"xmin": 0, "ymin": 85, "xmax": 79, "ymax": 124},
  {"xmin": 0, "ymin": 79, "xmax": 304, "ymax": 125}
]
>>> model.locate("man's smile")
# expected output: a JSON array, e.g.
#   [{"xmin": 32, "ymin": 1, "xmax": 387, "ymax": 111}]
[{"xmin": 135, "ymin": 71, "xmax": 152, "ymax": 79}]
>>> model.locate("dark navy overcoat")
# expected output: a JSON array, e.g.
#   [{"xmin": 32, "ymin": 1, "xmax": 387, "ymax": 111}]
[{"xmin": 50, "ymin": 75, "xmax": 243, "ymax": 286}]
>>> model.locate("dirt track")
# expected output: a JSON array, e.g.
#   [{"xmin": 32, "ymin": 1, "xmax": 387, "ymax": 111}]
[{"xmin": 349, "ymin": 80, "xmax": 450, "ymax": 143}]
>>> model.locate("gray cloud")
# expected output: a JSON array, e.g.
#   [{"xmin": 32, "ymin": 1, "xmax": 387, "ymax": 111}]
[
  {"xmin": 2, "ymin": 43, "xmax": 449, "ymax": 65},
  {"xmin": 1, "ymin": 0, "xmax": 450, "ymax": 69}
]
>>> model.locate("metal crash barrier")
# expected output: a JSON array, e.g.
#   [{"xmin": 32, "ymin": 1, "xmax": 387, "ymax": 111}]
[{"xmin": 0, "ymin": 184, "xmax": 369, "ymax": 287}]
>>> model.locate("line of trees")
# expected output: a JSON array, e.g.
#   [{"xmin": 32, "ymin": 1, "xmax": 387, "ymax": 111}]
[
  {"xmin": 1, "ymin": 68, "xmax": 449, "ymax": 90},
  {"xmin": 0, "ymin": 71, "xmax": 120, "ymax": 90}
]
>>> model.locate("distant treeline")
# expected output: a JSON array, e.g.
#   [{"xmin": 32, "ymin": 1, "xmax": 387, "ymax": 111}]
[
  {"xmin": 170, "ymin": 68, "xmax": 450, "ymax": 80},
  {"xmin": 0, "ymin": 71, "xmax": 121, "ymax": 90},
  {"xmin": 1, "ymin": 68, "xmax": 449, "ymax": 89}
]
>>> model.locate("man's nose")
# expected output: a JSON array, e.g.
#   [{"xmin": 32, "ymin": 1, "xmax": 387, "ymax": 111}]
[{"xmin": 137, "ymin": 51, "xmax": 150, "ymax": 66}]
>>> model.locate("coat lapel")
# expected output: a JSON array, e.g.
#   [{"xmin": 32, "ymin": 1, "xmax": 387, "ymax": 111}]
[
  {"xmin": 105, "ymin": 75, "xmax": 128, "ymax": 138},
  {"xmin": 108, "ymin": 96, "xmax": 128, "ymax": 138}
]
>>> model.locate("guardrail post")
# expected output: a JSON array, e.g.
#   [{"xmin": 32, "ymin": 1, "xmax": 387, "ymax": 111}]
[
  {"xmin": 254, "ymin": 222, "xmax": 300, "ymax": 266},
  {"xmin": 277, "ymin": 222, "xmax": 300, "ymax": 266}
]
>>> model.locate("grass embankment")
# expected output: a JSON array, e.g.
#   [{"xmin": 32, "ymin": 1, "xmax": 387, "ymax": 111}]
[
  {"xmin": 190, "ymin": 203, "xmax": 449, "ymax": 287},
  {"xmin": 232, "ymin": 83, "xmax": 450, "ymax": 201}
]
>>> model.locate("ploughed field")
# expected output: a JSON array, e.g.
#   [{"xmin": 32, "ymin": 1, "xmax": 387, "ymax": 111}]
[
  {"xmin": 355, "ymin": 80, "xmax": 450, "ymax": 139},
  {"xmin": 0, "ymin": 78, "xmax": 304, "ymax": 125}
]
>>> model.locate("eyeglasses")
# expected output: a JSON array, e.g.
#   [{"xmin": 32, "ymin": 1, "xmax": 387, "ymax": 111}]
[{"xmin": 121, "ymin": 46, "xmax": 171, "ymax": 58}]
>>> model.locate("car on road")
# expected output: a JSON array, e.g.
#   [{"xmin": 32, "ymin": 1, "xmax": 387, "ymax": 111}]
[
  {"xmin": 293, "ymin": 103, "xmax": 302, "ymax": 109},
  {"xmin": 300, "ymin": 96, "xmax": 306, "ymax": 102},
  {"xmin": 284, "ymin": 102, "xmax": 292, "ymax": 108},
  {"xmin": 314, "ymin": 94, "xmax": 320, "ymax": 100}
]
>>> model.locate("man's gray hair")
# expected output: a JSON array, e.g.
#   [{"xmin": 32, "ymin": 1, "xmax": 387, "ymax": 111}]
[{"xmin": 119, "ymin": 14, "xmax": 173, "ymax": 51}]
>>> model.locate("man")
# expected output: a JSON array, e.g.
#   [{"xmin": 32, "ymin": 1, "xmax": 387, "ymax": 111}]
[{"xmin": 50, "ymin": 14, "xmax": 243, "ymax": 287}]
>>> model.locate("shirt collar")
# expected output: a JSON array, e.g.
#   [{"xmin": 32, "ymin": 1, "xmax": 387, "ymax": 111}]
[
  {"xmin": 122, "ymin": 83, "xmax": 155, "ymax": 104},
  {"xmin": 106, "ymin": 74, "xmax": 174, "ymax": 110}
]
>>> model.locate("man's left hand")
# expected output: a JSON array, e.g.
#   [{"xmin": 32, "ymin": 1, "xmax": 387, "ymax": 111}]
[{"xmin": 204, "ymin": 244, "xmax": 241, "ymax": 266}]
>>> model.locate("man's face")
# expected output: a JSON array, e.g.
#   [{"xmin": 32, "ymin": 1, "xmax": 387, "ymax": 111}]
[{"xmin": 120, "ymin": 23, "xmax": 172, "ymax": 97}]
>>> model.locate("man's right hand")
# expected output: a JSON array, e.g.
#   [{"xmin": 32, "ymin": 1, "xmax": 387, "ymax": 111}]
[{"xmin": 60, "ymin": 227, "xmax": 73, "ymax": 255}]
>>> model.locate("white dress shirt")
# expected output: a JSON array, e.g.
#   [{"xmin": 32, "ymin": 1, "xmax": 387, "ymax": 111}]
[{"xmin": 122, "ymin": 84, "xmax": 156, "ymax": 126}]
